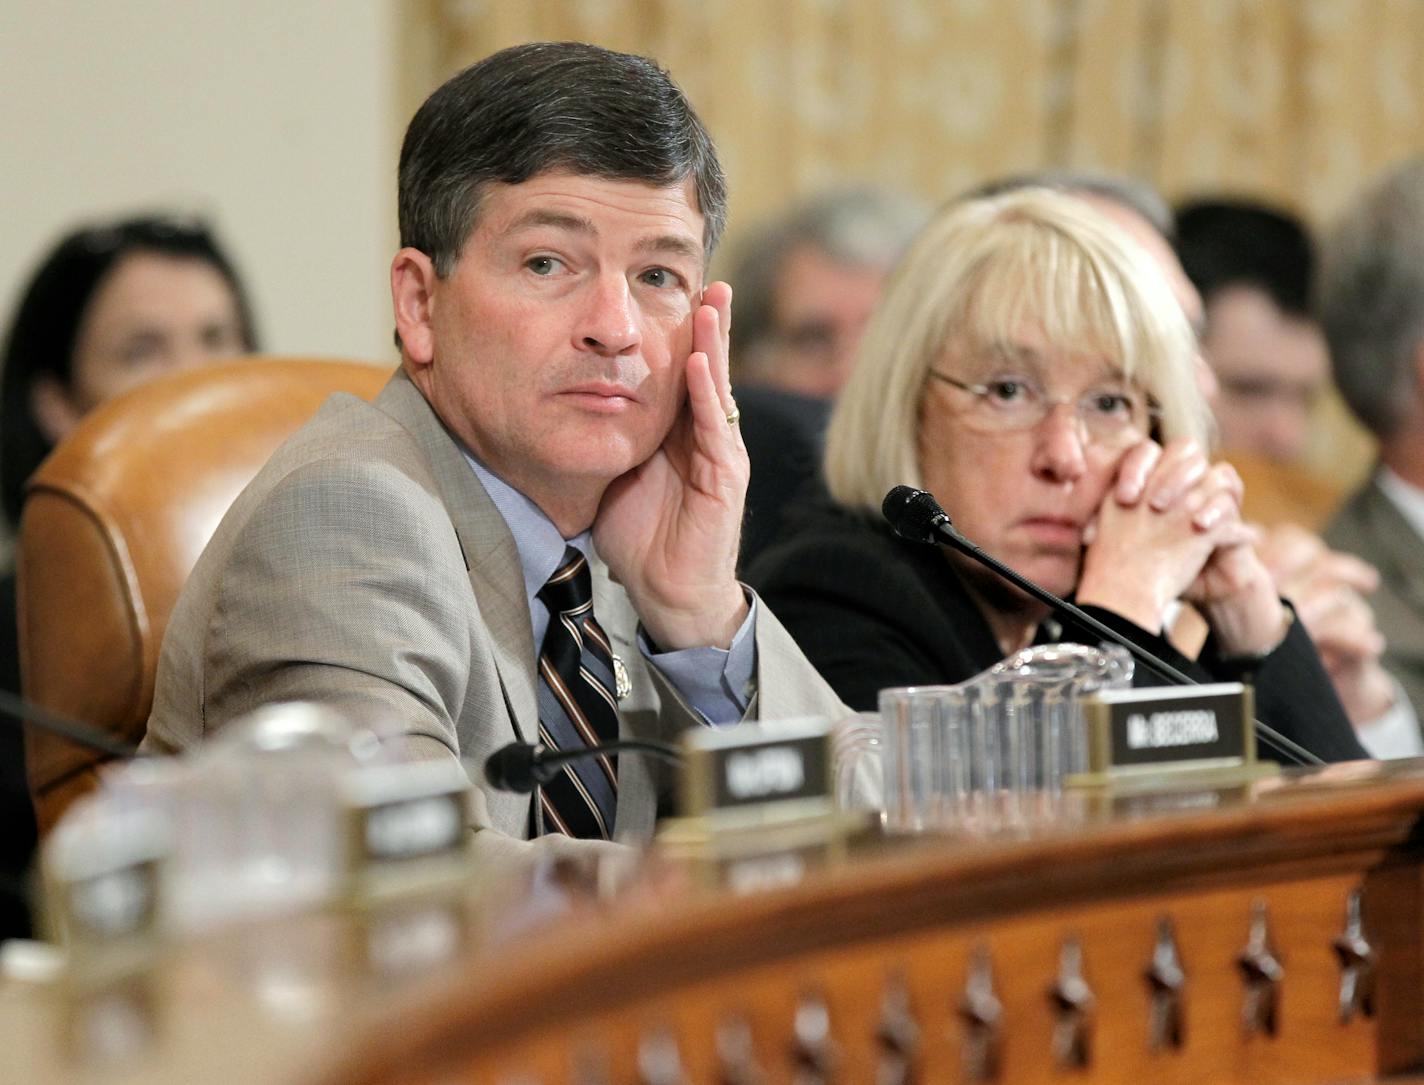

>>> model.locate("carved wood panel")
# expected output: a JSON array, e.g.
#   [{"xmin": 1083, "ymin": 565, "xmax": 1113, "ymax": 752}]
[{"xmin": 476, "ymin": 872, "xmax": 1378, "ymax": 1084}]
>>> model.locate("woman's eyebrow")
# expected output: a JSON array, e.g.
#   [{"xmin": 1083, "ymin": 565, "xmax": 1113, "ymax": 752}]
[
  {"xmin": 980, "ymin": 341, "xmax": 1048, "ymax": 373},
  {"xmin": 981, "ymin": 341, "xmax": 1130, "ymax": 384}
]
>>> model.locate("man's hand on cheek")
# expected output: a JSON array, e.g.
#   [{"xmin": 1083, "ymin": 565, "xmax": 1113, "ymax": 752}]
[{"xmin": 593, "ymin": 282, "xmax": 750, "ymax": 650}]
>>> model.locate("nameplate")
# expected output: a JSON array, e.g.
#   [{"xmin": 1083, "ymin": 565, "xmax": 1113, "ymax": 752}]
[
  {"xmin": 62, "ymin": 971, "xmax": 159, "ymax": 1068},
  {"xmin": 55, "ymin": 858, "xmax": 162, "ymax": 946},
  {"xmin": 343, "ymin": 760, "xmax": 470, "ymax": 871},
  {"xmin": 679, "ymin": 718, "xmax": 832, "ymax": 822},
  {"xmin": 44, "ymin": 810, "xmax": 167, "ymax": 948},
  {"xmin": 358, "ymin": 897, "xmax": 470, "ymax": 982},
  {"xmin": 1073, "ymin": 683, "xmax": 1261, "ymax": 788}
]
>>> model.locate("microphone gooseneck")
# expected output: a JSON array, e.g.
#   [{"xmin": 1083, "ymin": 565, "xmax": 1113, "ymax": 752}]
[
  {"xmin": 484, "ymin": 739, "xmax": 682, "ymax": 793},
  {"xmin": 881, "ymin": 486, "xmax": 1323, "ymax": 768},
  {"xmin": 0, "ymin": 686, "xmax": 140, "ymax": 760}
]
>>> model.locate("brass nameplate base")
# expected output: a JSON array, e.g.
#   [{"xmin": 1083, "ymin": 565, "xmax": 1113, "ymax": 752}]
[
  {"xmin": 341, "ymin": 759, "xmax": 471, "ymax": 902},
  {"xmin": 677, "ymin": 717, "xmax": 835, "ymax": 828},
  {"xmin": 1068, "ymin": 683, "xmax": 1278, "ymax": 792},
  {"xmin": 661, "ymin": 718, "xmax": 862, "ymax": 886}
]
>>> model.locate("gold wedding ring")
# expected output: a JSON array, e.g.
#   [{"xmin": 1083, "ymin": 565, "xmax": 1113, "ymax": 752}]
[{"xmin": 725, "ymin": 404, "xmax": 741, "ymax": 427}]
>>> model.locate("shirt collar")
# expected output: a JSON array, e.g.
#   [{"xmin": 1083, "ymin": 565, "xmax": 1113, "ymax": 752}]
[
  {"xmin": 461, "ymin": 450, "xmax": 592, "ymax": 611},
  {"xmin": 1377, "ymin": 464, "xmax": 1424, "ymax": 542}
]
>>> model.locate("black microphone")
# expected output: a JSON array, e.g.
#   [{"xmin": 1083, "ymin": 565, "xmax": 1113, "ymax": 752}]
[
  {"xmin": 881, "ymin": 485, "xmax": 1322, "ymax": 767},
  {"xmin": 485, "ymin": 739, "xmax": 682, "ymax": 793}
]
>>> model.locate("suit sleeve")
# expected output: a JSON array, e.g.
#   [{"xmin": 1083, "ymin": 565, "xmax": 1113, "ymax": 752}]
[
  {"xmin": 750, "ymin": 535, "xmax": 955, "ymax": 713},
  {"xmin": 747, "ymin": 590, "xmax": 855, "ymax": 721},
  {"xmin": 193, "ymin": 457, "xmax": 475, "ymax": 759}
]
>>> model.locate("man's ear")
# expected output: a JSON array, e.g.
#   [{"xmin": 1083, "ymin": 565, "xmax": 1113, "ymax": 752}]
[
  {"xmin": 31, "ymin": 375, "xmax": 83, "ymax": 445},
  {"xmin": 391, "ymin": 248, "xmax": 439, "ymax": 367}
]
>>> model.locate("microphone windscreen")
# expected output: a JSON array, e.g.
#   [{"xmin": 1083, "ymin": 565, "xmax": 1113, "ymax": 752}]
[
  {"xmin": 882, "ymin": 486, "xmax": 948, "ymax": 542},
  {"xmin": 484, "ymin": 742, "xmax": 539, "ymax": 793}
]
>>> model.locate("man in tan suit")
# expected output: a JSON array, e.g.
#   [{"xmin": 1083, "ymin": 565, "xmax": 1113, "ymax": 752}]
[
  {"xmin": 144, "ymin": 43, "xmax": 846, "ymax": 863},
  {"xmin": 1320, "ymin": 157, "xmax": 1424, "ymax": 728}
]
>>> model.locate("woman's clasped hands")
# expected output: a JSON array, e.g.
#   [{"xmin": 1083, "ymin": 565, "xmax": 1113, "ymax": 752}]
[{"xmin": 1077, "ymin": 436, "xmax": 1288, "ymax": 655}]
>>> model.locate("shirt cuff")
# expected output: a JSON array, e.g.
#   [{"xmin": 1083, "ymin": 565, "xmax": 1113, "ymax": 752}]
[
  {"xmin": 639, "ymin": 594, "xmax": 758, "ymax": 727},
  {"xmin": 1354, "ymin": 677, "xmax": 1424, "ymax": 759}
]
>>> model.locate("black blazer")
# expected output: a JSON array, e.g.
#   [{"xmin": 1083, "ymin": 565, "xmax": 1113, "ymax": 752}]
[
  {"xmin": 747, "ymin": 499, "xmax": 1368, "ymax": 764},
  {"xmin": 733, "ymin": 385, "xmax": 831, "ymax": 573}
]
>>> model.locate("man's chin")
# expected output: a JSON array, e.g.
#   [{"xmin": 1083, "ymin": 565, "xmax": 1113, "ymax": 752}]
[{"xmin": 551, "ymin": 438, "xmax": 654, "ymax": 488}]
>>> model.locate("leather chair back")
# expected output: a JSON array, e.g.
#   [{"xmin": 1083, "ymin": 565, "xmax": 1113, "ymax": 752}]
[{"xmin": 20, "ymin": 357, "xmax": 391, "ymax": 835}]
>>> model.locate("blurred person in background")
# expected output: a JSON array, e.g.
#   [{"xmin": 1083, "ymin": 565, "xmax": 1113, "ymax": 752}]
[
  {"xmin": 728, "ymin": 186, "xmax": 927, "ymax": 568},
  {"xmin": 2, "ymin": 216, "xmax": 258, "ymax": 534},
  {"xmin": 748, "ymin": 189, "xmax": 1364, "ymax": 765},
  {"xmin": 1174, "ymin": 199, "xmax": 1330, "ymax": 466},
  {"xmin": 732, "ymin": 186, "xmax": 929, "ymax": 400},
  {"xmin": 0, "ymin": 214, "xmax": 258, "ymax": 940},
  {"xmin": 1320, "ymin": 156, "xmax": 1424, "ymax": 727}
]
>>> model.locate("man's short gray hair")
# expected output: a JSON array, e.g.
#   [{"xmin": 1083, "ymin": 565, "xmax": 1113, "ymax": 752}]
[
  {"xmin": 730, "ymin": 186, "xmax": 930, "ymax": 363},
  {"xmin": 1318, "ymin": 156, "xmax": 1424, "ymax": 440}
]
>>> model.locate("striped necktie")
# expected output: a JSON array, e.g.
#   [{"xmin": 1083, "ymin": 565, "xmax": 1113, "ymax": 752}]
[{"xmin": 534, "ymin": 546, "xmax": 621, "ymax": 839}]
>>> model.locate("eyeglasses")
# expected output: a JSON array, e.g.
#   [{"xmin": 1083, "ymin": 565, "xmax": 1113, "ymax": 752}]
[{"xmin": 928, "ymin": 370, "xmax": 1159, "ymax": 444}]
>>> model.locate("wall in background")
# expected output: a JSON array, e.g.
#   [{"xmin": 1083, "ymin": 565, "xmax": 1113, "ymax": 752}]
[
  {"xmin": 420, "ymin": 0, "xmax": 1424, "ymax": 237},
  {"xmin": 6, "ymin": 1, "xmax": 1415, "ymax": 485},
  {"xmin": 1, "ymin": 1, "xmax": 402, "ymax": 366},
  {"xmin": 416, "ymin": 0, "xmax": 1424, "ymax": 487}
]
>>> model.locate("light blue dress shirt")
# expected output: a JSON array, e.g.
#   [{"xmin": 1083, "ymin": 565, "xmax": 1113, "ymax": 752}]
[{"xmin": 463, "ymin": 452, "xmax": 756, "ymax": 725}]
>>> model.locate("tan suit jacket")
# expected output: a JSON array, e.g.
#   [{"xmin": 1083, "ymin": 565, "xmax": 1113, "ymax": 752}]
[
  {"xmin": 145, "ymin": 370, "xmax": 847, "ymax": 863},
  {"xmin": 1325, "ymin": 472, "xmax": 1424, "ymax": 724}
]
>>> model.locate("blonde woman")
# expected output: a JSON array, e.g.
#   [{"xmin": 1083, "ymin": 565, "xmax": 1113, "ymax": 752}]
[{"xmin": 748, "ymin": 189, "xmax": 1364, "ymax": 762}]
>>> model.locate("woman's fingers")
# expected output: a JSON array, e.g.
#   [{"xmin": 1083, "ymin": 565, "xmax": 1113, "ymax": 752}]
[
  {"xmin": 1142, "ymin": 438, "xmax": 1207, "ymax": 511},
  {"xmin": 1185, "ymin": 462, "xmax": 1244, "ymax": 530},
  {"xmin": 1113, "ymin": 438, "xmax": 1162, "ymax": 505},
  {"xmin": 1293, "ymin": 584, "xmax": 1385, "ymax": 659}
]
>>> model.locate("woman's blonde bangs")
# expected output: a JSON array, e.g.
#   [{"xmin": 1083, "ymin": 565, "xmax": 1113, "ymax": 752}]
[{"xmin": 947, "ymin": 227, "xmax": 1140, "ymax": 380}]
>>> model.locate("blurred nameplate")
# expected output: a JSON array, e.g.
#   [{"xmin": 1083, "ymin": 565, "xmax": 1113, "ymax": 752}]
[
  {"xmin": 45, "ymin": 810, "xmax": 167, "ymax": 953},
  {"xmin": 54, "ymin": 859, "xmax": 161, "ymax": 948},
  {"xmin": 678, "ymin": 718, "xmax": 833, "ymax": 826},
  {"xmin": 659, "ymin": 814, "xmax": 851, "ymax": 892},
  {"xmin": 1072, "ymin": 683, "xmax": 1276, "ymax": 790},
  {"xmin": 342, "ymin": 759, "xmax": 471, "ymax": 898},
  {"xmin": 62, "ymin": 970, "xmax": 159, "ymax": 1070},
  {"xmin": 355, "ymin": 895, "xmax": 472, "ymax": 986}
]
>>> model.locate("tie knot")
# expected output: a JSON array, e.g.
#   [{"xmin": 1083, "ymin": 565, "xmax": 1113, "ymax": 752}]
[{"xmin": 538, "ymin": 546, "xmax": 593, "ymax": 615}]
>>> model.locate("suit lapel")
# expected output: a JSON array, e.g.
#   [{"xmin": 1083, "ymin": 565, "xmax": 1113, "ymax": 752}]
[
  {"xmin": 1362, "ymin": 480, "xmax": 1424, "ymax": 616},
  {"xmin": 372, "ymin": 371, "xmax": 540, "ymax": 744}
]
